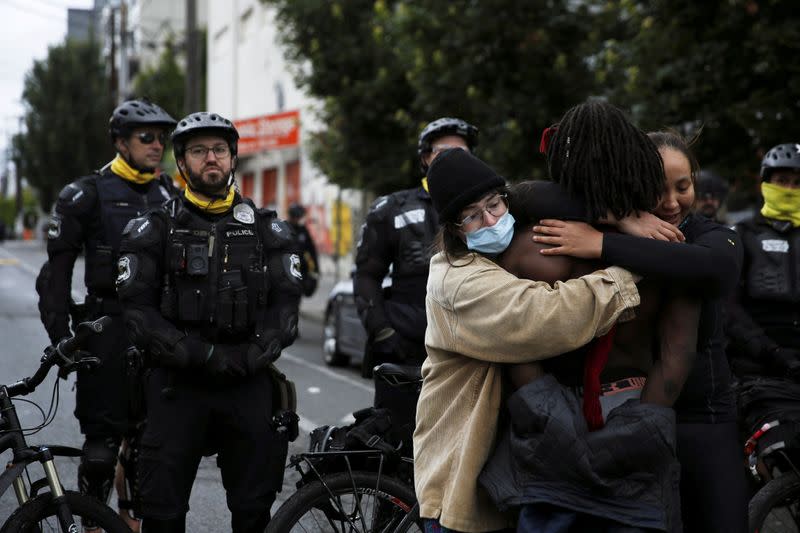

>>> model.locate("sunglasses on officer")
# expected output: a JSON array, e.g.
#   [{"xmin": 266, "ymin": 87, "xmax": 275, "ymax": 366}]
[{"xmin": 135, "ymin": 131, "xmax": 168, "ymax": 146}]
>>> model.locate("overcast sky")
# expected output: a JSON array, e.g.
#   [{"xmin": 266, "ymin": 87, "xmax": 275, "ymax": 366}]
[{"xmin": 0, "ymin": 0, "xmax": 94, "ymax": 162}]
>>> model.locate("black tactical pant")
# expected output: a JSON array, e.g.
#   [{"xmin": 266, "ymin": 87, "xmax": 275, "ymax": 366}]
[
  {"xmin": 138, "ymin": 367, "xmax": 287, "ymax": 532},
  {"xmin": 76, "ymin": 311, "xmax": 139, "ymax": 511}
]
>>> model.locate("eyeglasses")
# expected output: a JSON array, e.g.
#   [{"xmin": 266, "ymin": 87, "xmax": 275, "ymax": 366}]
[
  {"xmin": 135, "ymin": 131, "xmax": 167, "ymax": 145},
  {"xmin": 454, "ymin": 193, "xmax": 508, "ymax": 231},
  {"xmin": 185, "ymin": 144, "xmax": 231, "ymax": 159},
  {"xmin": 431, "ymin": 144, "xmax": 469, "ymax": 155}
]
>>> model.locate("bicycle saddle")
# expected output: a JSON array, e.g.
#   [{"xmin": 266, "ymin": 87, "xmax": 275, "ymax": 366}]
[{"xmin": 374, "ymin": 363, "xmax": 422, "ymax": 386}]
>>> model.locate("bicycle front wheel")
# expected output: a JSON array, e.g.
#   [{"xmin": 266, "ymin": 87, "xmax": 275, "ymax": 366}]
[
  {"xmin": 750, "ymin": 472, "xmax": 800, "ymax": 533},
  {"xmin": 268, "ymin": 471, "xmax": 422, "ymax": 533},
  {"xmin": 0, "ymin": 490, "xmax": 131, "ymax": 533}
]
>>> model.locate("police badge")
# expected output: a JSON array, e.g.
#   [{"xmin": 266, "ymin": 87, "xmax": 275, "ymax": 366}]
[{"xmin": 233, "ymin": 203, "xmax": 255, "ymax": 224}]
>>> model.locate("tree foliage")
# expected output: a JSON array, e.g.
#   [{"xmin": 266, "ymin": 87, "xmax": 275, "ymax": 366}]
[
  {"xmin": 589, "ymin": 0, "xmax": 800, "ymax": 199},
  {"xmin": 264, "ymin": 0, "xmax": 798, "ymax": 198},
  {"xmin": 15, "ymin": 39, "xmax": 113, "ymax": 211},
  {"xmin": 132, "ymin": 39, "xmax": 186, "ymax": 120}
]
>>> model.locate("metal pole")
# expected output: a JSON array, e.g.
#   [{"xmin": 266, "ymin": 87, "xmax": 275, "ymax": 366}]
[{"xmin": 185, "ymin": 0, "xmax": 198, "ymax": 114}]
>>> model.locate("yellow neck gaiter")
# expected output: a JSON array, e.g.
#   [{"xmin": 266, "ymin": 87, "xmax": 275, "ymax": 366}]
[
  {"xmin": 421, "ymin": 177, "xmax": 429, "ymax": 193},
  {"xmin": 761, "ymin": 182, "xmax": 800, "ymax": 227},
  {"xmin": 110, "ymin": 154, "xmax": 156, "ymax": 185},
  {"xmin": 184, "ymin": 186, "xmax": 235, "ymax": 214}
]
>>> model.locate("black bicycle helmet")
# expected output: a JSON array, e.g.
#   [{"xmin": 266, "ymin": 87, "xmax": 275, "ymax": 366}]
[
  {"xmin": 761, "ymin": 143, "xmax": 800, "ymax": 181},
  {"xmin": 172, "ymin": 111, "xmax": 240, "ymax": 159},
  {"xmin": 695, "ymin": 169, "xmax": 729, "ymax": 200},
  {"xmin": 288, "ymin": 203, "xmax": 306, "ymax": 219},
  {"xmin": 109, "ymin": 99, "xmax": 177, "ymax": 142},
  {"xmin": 418, "ymin": 117, "xmax": 479, "ymax": 159}
]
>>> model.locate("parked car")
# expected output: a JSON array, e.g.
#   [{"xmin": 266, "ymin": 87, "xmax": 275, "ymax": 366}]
[{"xmin": 322, "ymin": 274, "xmax": 391, "ymax": 367}]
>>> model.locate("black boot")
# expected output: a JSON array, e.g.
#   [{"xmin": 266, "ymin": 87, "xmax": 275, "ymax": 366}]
[{"xmin": 141, "ymin": 515, "xmax": 186, "ymax": 533}]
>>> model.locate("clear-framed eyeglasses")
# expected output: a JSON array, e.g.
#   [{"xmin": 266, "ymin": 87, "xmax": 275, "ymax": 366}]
[
  {"xmin": 185, "ymin": 144, "xmax": 231, "ymax": 159},
  {"xmin": 431, "ymin": 144, "xmax": 470, "ymax": 156},
  {"xmin": 454, "ymin": 193, "xmax": 508, "ymax": 232}
]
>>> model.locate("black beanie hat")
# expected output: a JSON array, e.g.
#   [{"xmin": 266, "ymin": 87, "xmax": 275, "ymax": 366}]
[{"xmin": 427, "ymin": 148, "xmax": 506, "ymax": 223}]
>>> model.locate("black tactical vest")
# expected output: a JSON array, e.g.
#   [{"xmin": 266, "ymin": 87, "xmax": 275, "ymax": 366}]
[
  {"xmin": 740, "ymin": 218, "xmax": 800, "ymax": 302},
  {"xmin": 86, "ymin": 172, "xmax": 172, "ymax": 294},
  {"xmin": 159, "ymin": 199, "xmax": 270, "ymax": 342},
  {"xmin": 391, "ymin": 188, "xmax": 439, "ymax": 279}
]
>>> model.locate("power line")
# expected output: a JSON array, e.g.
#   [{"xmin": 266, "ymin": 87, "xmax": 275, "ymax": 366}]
[{"xmin": 1, "ymin": 0, "xmax": 67, "ymax": 22}]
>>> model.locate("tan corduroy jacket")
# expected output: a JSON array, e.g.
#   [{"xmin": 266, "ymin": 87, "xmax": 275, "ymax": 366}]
[{"xmin": 413, "ymin": 252, "xmax": 641, "ymax": 532}]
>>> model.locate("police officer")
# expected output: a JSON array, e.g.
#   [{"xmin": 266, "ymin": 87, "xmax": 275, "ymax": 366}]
[
  {"xmin": 288, "ymin": 202, "xmax": 319, "ymax": 297},
  {"xmin": 354, "ymin": 117, "xmax": 478, "ymax": 377},
  {"xmin": 696, "ymin": 169, "xmax": 730, "ymax": 223},
  {"xmin": 36, "ymin": 98, "xmax": 177, "ymax": 527},
  {"xmin": 116, "ymin": 112, "xmax": 302, "ymax": 533},
  {"xmin": 727, "ymin": 143, "xmax": 800, "ymax": 379}
]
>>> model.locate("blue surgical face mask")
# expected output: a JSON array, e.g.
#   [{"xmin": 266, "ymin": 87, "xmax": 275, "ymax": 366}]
[{"xmin": 465, "ymin": 212, "xmax": 516, "ymax": 254}]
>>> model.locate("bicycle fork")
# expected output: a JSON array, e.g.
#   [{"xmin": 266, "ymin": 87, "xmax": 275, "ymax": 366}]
[{"xmin": 12, "ymin": 447, "xmax": 77, "ymax": 533}]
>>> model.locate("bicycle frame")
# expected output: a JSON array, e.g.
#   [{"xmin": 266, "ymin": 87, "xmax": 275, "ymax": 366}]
[{"xmin": 0, "ymin": 384, "xmax": 85, "ymax": 532}]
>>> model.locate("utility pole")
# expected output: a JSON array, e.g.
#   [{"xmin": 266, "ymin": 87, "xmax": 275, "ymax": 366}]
[
  {"xmin": 185, "ymin": 0, "xmax": 199, "ymax": 114},
  {"xmin": 119, "ymin": 1, "xmax": 129, "ymax": 101},
  {"xmin": 109, "ymin": 6, "xmax": 118, "ymax": 105}
]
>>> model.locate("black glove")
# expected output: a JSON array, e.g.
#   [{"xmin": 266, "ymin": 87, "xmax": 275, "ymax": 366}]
[
  {"xmin": 204, "ymin": 344, "xmax": 247, "ymax": 379},
  {"xmin": 769, "ymin": 347, "xmax": 800, "ymax": 379},
  {"xmin": 244, "ymin": 339, "xmax": 282, "ymax": 374}
]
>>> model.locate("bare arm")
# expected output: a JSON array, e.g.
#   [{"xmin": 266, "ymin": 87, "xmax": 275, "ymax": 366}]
[{"xmin": 640, "ymin": 292, "xmax": 700, "ymax": 407}]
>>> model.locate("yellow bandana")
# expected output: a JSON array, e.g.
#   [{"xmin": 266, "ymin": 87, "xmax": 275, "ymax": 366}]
[
  {"xmin": 110, "ymin": 155, "xmax": 156, "ymax": 185},
  {"xmin": 184, "ymin": 186, "xmax": 235, "ymax": 214},
  {"xmin": 421, "ymin": 177, "xmax": 429, "ymax": 192},
  {"xmin": 761, "ymin": 182, "xmax": 800, "ymax": 227}
]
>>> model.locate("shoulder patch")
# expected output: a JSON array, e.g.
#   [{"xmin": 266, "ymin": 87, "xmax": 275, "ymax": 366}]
[{"xmin": 47, "ymin": 215, "xmax": 62, "ymax": 239}]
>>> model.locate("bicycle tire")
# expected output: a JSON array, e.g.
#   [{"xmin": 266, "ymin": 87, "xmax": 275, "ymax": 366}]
[
  {"xmin": 0, "ymin": 490, "xmax": 131, "ymax": 533},
  {"xmin": 749, "ymin": 472, "xmax": 800, "ymax": 533},
  {"xmin": 267, "ymin": 471, "xmax": 422, "ymax": 533}
]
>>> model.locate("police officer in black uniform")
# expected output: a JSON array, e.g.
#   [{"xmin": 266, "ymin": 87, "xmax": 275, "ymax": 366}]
[
  {"xmin": 727, "ymin": 143, "xmax": 800, "ymax": 379},
  {"xmin": 695, "ymin": 169, "xmax": 730, "ymax": 223},
  {"xmin": 116, "ymin": 112, "xmax": 302, "ymax": 533},
  {"xmin": 354, "ymin": 117, "xmax": 478, "ymax": 377},
  {"xmin": 36, "ymin": 98, "xmax": 177, "ymax": 526},
  {"xmin": 288, "ymin": 202, "xmax": 319, "ymax": 297}
]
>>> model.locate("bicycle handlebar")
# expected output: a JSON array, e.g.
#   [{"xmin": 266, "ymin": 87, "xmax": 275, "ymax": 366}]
[{"xmin": 4, "ymin": 316, "xmax": 111, "ymax": 397}]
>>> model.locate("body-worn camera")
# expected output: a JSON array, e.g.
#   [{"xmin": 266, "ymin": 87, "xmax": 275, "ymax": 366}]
[{"xmin": 186, "ymin": 244, "xmax": 209, "ymax": 275}]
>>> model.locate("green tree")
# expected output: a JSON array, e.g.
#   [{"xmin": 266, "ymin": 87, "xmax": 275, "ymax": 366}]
[
  {"xmin": 264, "ymin": 0, "xmax": 417, "ymax": 194},
  {"xmin": 594, "ymin": 0, "xmax": 800, "ymax": 200},
  {"xmin": 16, "ymin": 39, "xmax": 113, "ymax": 211},
  {"xmin": 132, "ymin": 38, "xmax": 185, "ymax": 120},
  {"xmin": 264, "ymin": 1, "xmax": 599, "ymax": 192},
  {"xmin": 384, "ymin": 0, "xmax": 597, "ymax": 182}
]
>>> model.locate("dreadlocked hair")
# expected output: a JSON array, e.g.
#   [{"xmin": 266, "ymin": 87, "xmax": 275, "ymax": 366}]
[{"xmin": 546, "ymin": 99, "xmax": 665, "ymax": 221}]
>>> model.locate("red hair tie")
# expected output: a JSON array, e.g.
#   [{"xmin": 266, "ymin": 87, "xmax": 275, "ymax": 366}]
[{"xmin": 539, "ymin": 125, "xmax": 558, "ymax": 154}]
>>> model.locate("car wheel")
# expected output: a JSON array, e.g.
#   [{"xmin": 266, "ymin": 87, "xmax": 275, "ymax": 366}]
[{"xmin": 323, "ymin": 299, "xmax": 350, "ymax": 367}]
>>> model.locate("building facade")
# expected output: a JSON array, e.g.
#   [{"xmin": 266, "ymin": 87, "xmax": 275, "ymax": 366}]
[{"xmin": 206, "ymin": 0, "xmax": 363, "ymax": 263}]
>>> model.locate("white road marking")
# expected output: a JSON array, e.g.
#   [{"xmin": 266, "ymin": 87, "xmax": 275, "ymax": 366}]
[
  {"xmin": 280, "ymin": 351, "xmax": 373, "ymax": 393},
  {"xmin": 307, "ymin": 386, "xmax": 320, "ymax": 394}
]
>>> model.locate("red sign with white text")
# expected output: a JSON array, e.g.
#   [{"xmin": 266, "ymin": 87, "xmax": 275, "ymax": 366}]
[{"xmin": 234, "ymin": 110, "xmax": 300, "ymax": 155}]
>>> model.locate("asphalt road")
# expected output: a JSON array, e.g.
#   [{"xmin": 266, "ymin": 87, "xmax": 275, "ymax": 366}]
[{"xmin": 0, "ymin": 240, "xmax": 374, "ymax": 529}]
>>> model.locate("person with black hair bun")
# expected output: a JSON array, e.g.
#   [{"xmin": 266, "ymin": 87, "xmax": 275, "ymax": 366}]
[
  {"xmin": 525, "ymin": 126, "xmax": 746, "ymax": 532},
  {"xmin": 414, "ymin": 147, "xmax": 642, "ymax": 533}
]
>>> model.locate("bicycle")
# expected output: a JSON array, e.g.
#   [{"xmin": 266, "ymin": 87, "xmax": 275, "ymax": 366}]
[
  {"xmin": 267, "ymin": 363, "xmax": 423, "ymax": 533},
  {"xmin": 0, "ymin": 316, "xmax": 131, "ymax": 532},
  {"xmin": 739, "ymin": 376, "xmax": 800, "ymax": 532}
]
